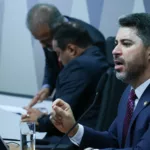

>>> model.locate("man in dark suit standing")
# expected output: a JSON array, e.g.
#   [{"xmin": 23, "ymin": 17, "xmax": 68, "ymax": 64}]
[
  {"xmin": 25, "ymin": 3, "xmax": 106, "ymax": 108},
  {"xmin": 50, "ymin": 13, "xmax": 150, "ymax": 149},
  {"xmin": 22, "ymin": 23, "xmax": 108, "ymax": 143}
]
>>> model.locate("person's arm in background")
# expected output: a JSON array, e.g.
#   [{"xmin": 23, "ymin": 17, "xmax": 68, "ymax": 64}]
[
  {"xmin": 23, "ymin": 60, "xmax": 94, "ymax": 134},
  {"xmin": 27, "ymin": 48, "xmax": 61, "ymax": 108},
  {"xmin": 34, "ymin": 62, "xmax": 91, "ymax": 133}
]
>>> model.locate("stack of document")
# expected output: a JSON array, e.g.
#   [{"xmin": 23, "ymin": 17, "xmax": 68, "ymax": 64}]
[
  {"xmin": 0, "ymin": 105, "xmax": 27, "ymax": 115},
  {"xmin": 0, "ymin": 104, "xmax": 48, "ymax": 115}
]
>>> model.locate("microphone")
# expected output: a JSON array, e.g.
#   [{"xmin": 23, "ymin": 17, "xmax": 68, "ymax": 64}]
[{"xmin": 51, "ymin": 73, "xmax": 107, "ymax": 150}]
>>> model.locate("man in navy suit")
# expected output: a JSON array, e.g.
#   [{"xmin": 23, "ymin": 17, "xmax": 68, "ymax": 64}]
[
  {"xmin": 25, "ymin": 3, "xmax": 106, "ymax": 108},
  {"xmin": 22, "ymin": 23, "xmax": 108, "ymax": 142},
  {"xmin": 50, "ymin": 13, "xmax": 150, "ymax": 149}
]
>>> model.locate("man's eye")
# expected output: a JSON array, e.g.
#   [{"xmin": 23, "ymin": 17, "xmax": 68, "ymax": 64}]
[
  {"xmin": 114, "ymin": 40, "xmax": 118, "ymax": 47},
  {"xmin": 123, "ymin": 42, "xmax": 132, "ymax": 47},
  {"xmin": 114, "ymin": 42, "xmax": 118, "ymax": 46}
]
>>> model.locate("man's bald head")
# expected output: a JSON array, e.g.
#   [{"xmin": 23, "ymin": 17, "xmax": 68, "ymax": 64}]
[
  {"xmin": 26, "ymin": 3, "xmax": 64, "ymax": 48},
  {"xmin": 26, "ymin": 3, "xmax": 64, "ymax": 33}
]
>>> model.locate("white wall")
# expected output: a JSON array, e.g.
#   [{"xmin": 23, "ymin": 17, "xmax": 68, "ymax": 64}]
[
  {"xmin": 0, "ymin": 0, "xmax": 148, "ymax": 96},
  {"xmin": 0, "ymin": 0, "xmax": 38, "ymax": 95}
]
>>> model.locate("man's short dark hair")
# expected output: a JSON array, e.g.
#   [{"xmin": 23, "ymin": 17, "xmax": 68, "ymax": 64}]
[
  {"xmin": 53, "ymin": 22, "xmax": 92, "ymax": 50},
  {"xmin": 119, "ymin": 13, "xmax": 150, "ymax": 47}
]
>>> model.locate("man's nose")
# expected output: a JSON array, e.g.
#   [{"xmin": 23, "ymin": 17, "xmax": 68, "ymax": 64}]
[{"xmin": 112, "ymin": 45, "xmax": 122, "ymax": 56}]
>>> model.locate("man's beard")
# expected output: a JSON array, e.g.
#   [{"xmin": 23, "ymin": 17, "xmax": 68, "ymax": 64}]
[{"xmin": 115, "ymin": 62, "xmax": 146, "ymax": 84}]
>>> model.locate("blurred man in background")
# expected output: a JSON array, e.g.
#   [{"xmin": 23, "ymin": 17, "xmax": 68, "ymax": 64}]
[{"xmin": 26, "ymin": 3, "xmax": 107, "ymax": 108}]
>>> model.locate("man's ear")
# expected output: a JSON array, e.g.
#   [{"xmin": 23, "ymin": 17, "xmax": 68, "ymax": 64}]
[{"xmin": 67, "ymin": 44, "xmax": 77, "ymax": 56}]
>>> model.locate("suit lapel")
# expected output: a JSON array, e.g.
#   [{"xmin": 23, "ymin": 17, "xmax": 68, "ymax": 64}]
[{"xmin": 125, "ymin": 84, "xmax": 150, "ymax": 146}]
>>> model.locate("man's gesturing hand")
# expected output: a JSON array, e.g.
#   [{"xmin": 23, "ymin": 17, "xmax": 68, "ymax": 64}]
[
  {"xmin": 26, "ymin": 88, "xmax": 50, "ymax": 109},
  {"xmin": 50, "ymin": 99, "xmax": 79, "ymax": 137}
]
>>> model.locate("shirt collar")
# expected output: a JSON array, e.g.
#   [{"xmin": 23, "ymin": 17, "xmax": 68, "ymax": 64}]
[
  {"xmin": 133, "ymin": 79, "xmax": 150, "ymax": 99},
  {"xmin": 64, "ymin": 16, "xmax": 69, "ymax": 22}
]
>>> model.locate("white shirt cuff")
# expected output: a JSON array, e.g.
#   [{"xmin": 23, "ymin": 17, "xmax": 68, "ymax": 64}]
[
  {"xmin": 42, "ymin": 84, "xmax": 50, "ymax": 89},
  {"xmin": 69, "ymin": 124, "xmax": 84, "ymax": 146}
]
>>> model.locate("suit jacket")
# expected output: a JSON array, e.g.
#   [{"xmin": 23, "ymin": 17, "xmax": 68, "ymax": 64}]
[
  {"xmin": 80, "ymin": 84, "xmax": 150, "ymax": 150},
  {"xmin": 42, "ymin": 16, "xmax": 106, "ymax": 91},
  {"xmin": 37, "ymin": 46, "xmax": 108, "ymax": 137}
]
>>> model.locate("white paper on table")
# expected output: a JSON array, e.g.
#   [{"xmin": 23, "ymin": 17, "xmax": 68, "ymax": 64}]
[
  {"xmin": 0, "ymin": 105, "xmax": 27, "ymax": 115},
  {"xmin": 0, "ymin": 104, "xmax": 49, "ymax": 115}
]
